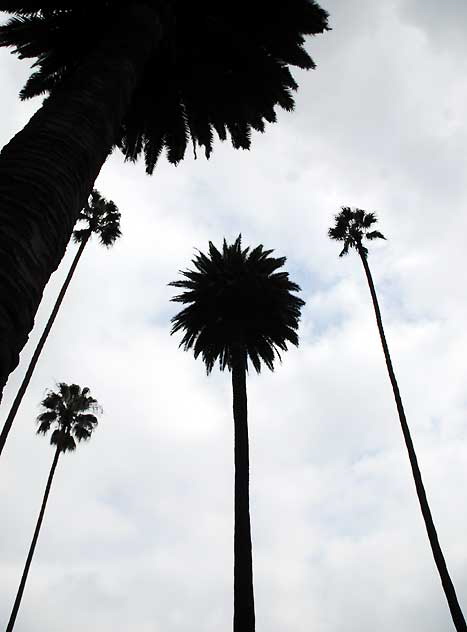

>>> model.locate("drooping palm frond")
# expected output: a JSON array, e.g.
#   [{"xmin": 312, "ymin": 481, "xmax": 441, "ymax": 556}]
[
  {"xmin": 328, "ymin": 206, "xmax": 386, "ymax": 258},
  {"xmin": 36, "ymin": 382, "xmax": 100, "ymax": 453},
  {"xmin": 0, "ymin": 3, "xmax": 329, "ymax": 172},
  {"xmin": 50, "ymin": 428, "xmax": 76, "ymax": 452},
  {"xmin": 170, "ymin": 235, "xmax": 305, "ymax": 373},
  {"xmin": 73, "ymin": 189, "xmax": 121, "ymax": 247},
  {"xmin": 36, "ymin": 410, "xmax": 57, "ymax": 435},
  {"xmin": 366, "ymin": 230, "xmax": 385, "ymax": 240}
]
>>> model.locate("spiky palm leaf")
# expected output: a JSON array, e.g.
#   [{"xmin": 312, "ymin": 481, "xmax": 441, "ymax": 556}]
[
  {"xmin": 37, "ymin": 382, "xmax": 100, "ymax": 453},
  {"xmin": 0, "ymin": 3, "xmax": 329, "ymax": 173},
  {"xmin": 72, "ymin": 189, "xmax": 121, "ymax": 246},
  {"xmin": 328, "ymin": 206, "xmax": 386, "ymax": 257},
  {"xmin": 170, "ymin": 236, "xmax": 305, "ymax": 373}
]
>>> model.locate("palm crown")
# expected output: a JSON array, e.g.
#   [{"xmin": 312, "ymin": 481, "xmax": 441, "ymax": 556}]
[
  {"xmin": 170, "ymin": 236, "xmax": 305, "ymax": 373},
  {"xmin": 72, "ymin": 189, "xmax": 121, "ymax": 246},
  {"xmin": 0, "ymin": 4, "xmax": 329, "ymax": 173},
  {"xmin": 36, "ymin": 382, "xmax": 100, "ymax": 453},
  {"xmin": 328, "ymin": 206, "xmax": 386, "ymax": 257}
]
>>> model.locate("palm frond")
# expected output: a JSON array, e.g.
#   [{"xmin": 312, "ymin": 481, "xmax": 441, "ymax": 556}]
[
  {"xmin": 51, "ymin": 429, "xmax": 76, "ymax": 452},
  {"xmin": 73, "ymin": 425, "xmax": 92, "ymax": 442},
  {"xmin": 366, "ymin": 230, "xmax": 386, "ymax": 241},
  {"xmin": 72, "ymin": 227, "xmax": 90, "ymax": 243},
  {"xmin": 37, "ymin": 419, "xmax": 52, "ymax": 435},
  {"xmin": 36, "ymin": 382, "xmax": 101, "ymax": 452},
  {"xmin": 0, "ymin": 2, "xmax": 329, "ymax": 171},
  {"xmin": 339, "ymin": 241, "xmax": 350, "ymax": 257},
  {"xmin": 72, "ymin": 189, "xmax": 121, "ymax": 247},
  {"xmin": 329, "ymin": 207, "xmax": 386, "ymax": 258},
  {"xmin": 40, "ymin": 390, "xmax": 62, "ymax": 411},
  {"xmin": 170, "ymin": 235, "xmax": 304, "ymax": 374},
  {"xmin": 362, "ymin": 212, "xmax": 377, "ymax": 228},
  {"xmin": 37, "ymin": 410, "xmax": 56, "ymax": 423},
  {"xmin": 74, "ymin": 413, "xmax": 98, "ymax": 430}
]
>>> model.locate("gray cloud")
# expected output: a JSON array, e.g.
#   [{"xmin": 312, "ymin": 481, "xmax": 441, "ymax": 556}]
[{"xmin": 400, "ymin": 0, "xmax": 467, "ymax": 51}]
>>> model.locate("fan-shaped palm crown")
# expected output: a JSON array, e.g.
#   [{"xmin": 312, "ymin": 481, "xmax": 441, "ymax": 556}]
[
  {"xmin": 170, "ymin": 236, "xmax": 305, "ymax": 373},
  {"xmin": 0, "ymin": 3, "xmax": 329, "ymax": 172},
  {"xmin": 36, "ymin": 382, "xmax": 100, "ymax": 453},
  {"xmin": 328, "ymin": 206, "xmax": 386, "ymax": 257},
  {"xmin": 72, "ymin": 189, "xmax": 121, "ymax": 246}
]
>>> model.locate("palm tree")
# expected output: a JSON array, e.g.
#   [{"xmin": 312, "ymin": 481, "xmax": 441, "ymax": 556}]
[
  {"xmin": 329, "ymin": 206, "xmax": 467, "ymax": 632},
  {"xmin": 6, "ymin": 382, "xmax": 100, "ymax": 632},
  {"xmin": 170, "ymin": 236, "xmax": 304, "ymax": 632},
  {"xmin": 0, "ymin": 5, "xmax": 329, "ymax": 401},
  {"xmin": 0, "ymin": 190, "xmax": 119, "ymax": 456}
]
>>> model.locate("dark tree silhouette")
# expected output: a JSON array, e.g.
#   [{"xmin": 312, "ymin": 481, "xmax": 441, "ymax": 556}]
[
  {"xmin": 0, "ymin": 190, "xmax": 119, "ymax": 457},
  {"xmin": 329, "ymin": 206, "xmax": 467, "ymax": 632},
  {"xmin": 170, "ymin": 236, "xmax": 304, "ymax": 632},
  {"xmin": 0, "ymin": 4, "xmax": 329, "ymax": 401},
  {"xmin": 6, "ymin": 382, "xmax": 100, "ymax": 632}
]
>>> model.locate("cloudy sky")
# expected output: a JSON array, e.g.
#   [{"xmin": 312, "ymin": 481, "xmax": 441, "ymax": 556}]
[{"xmin": 1, "ymin": 1, "xmax": 467, "ymax": 630}]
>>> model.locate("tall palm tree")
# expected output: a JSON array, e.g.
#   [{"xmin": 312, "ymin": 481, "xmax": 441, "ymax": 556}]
[
  {"xmin": 170, "ymin": 236, "xmax": 304, "ymax": 632},
  {"xmin": 0, "ymin": 4, "xmax": 329, "ymax": 401},
  {"xmin": 329, "ymin": 206, "xmax": 467, "ymax": 632},
  {"xmin": 0, "ymin": 189, "xmax": 119, "ymax": 456},
  {"xmin": 6, "ymin": 382, "xmax": 100, "ymax": 632}
]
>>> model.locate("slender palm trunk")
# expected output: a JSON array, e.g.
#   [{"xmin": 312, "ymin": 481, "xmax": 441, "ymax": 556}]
[
  {"xmin": 6, "ymin": 446, "xmax": 61, "ymax": 632},
  {"xmin": 358, "ymin": 245, "xmax": 467, "ymax": 631},
  {"xmin": 0, "ymin": 233, "xmax": 90, "ymax": 457},
  {"xmin": 0, "ymin": 6, "xmax": 161, "ymax": 403},
  {"xmin": 231, "ymin": 344, "xmax": 255, "ymax": 632}
]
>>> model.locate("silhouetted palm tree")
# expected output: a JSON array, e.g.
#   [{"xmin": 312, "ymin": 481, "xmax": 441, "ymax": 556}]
[
  {"xmin": 170, "ymin": 236, "xmax": 304, "ymax": 632},
  {"xmin": 0, "ymin": 190, "xmax": 119, "ymax": 456},
  {"xmin": 6, "ymin": 382, "xmax": 100, "ymax": 632},
  {"xmin": 329, "ymin": 206, "xmax": 467, "ymax": 632},
  {"xmin": 0, "ymin": 5, "xmax": 329, "ymax": 401}
]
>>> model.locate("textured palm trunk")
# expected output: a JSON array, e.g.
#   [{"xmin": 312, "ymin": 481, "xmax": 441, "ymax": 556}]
[
  {"xmin": 231, "ymin": 344, "xmax": 255, "ymax": 632},
  {"xmin": 358, "ymin": 244, "xmax": 467, "ymax": 632},
  {"xmin": 6, "ymin": 446, "xmax": 61, "ymax": 632},
  {"xmin": 0, "ymin": 5, "xmax": 161, "ymax": 402},
  {"xmin": 0, "ymin": 231, "xmax": 90, "ymax": 456}
]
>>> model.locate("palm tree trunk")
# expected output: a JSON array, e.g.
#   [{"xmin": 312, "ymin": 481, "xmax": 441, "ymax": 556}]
[
  {"xmin": 0, "ymin": 232, "xmax": 90, "ymax": 457},
  {"xmin": 358, "ymin": 245, "xmax": 467, "ymax": 631},
  {"xmin": 0, "ymin": 5, "xmax": 162, "ymax": 403},
  {"xmin": 231, "ymin": 344, "xmax": 255, "ymax": 632},
  {"xmin": 6, "ymin": 446, "xmax": 61, "ymax": 632}
]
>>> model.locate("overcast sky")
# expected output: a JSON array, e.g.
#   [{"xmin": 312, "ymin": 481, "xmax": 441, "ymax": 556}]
[{"xmin": 1, "ymin": 1, "xmax": 467, "ymax": 630}]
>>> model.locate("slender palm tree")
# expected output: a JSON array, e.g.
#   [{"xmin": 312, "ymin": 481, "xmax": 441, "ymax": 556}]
[
  {"xmin": 170, "ymin": 236, "xmax": 304, "ymax": 632},
  {"xmin": 0, "ymin": 190, "xmax": 119, "ymax": 456},
  {"xmin": 6, "ymin": 382, "xmax": 100, "ymax": 632},
  {"xmin": 329, "ymin": 206, "xmax": 467, "ymax": 632},
  {"xmin": 0, "ymin": 4, "xmax": 329, "ymax": 401}
]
